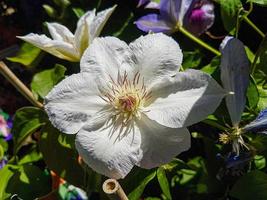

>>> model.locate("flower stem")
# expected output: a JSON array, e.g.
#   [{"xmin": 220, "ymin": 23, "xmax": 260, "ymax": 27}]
[
  {"xmin": 0, "ymin": 61, "xmax": 43, "ymax": 108},
  {"xmin": 243, "ymin": 16, "xmax": 265, "ymax": 38},
  {"xmin": 179, "ymin": 26, "xmax": 221, "ymax": 56}
]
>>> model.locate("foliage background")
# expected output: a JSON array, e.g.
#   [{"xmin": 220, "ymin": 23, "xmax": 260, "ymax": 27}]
[{"xmin": 1, "ymin": 0, "xmax": 267, "ymax": 199}]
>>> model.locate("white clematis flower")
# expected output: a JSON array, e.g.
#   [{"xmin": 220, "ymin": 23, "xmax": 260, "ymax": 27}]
[
  {"xmin": 44, "ymin": 33, "xmax": 225, "ymax": 179},
  {"xmin": 17, "ymin": 5, "xmax": 116, "ymax": 62}
]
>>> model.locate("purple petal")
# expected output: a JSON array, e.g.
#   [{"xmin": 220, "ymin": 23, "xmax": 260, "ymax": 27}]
[
  {"xmin": 135, "ymin": 14, "xmax": 173, "ymax": 33},
  {"xmin": 159, "ymin": 0, "xmax": 183, "ymax": 23},
  {"xmin": 183, "ymin": 0, "xmax": 215, "ymax": 35},
  {"xmin": 137, "ymin": 0, "xmax": 159, "ymax": 9},
  {"xmin": 220, "ymin": 37, "xmax": 250, "ymax": 127},
  {"xmin": 137, "ymin": 0, "xmax": 150, "ymax": 7},
  {"xmin": 243, "ymin": 108, "xmax": 267, "ymax": 133}
]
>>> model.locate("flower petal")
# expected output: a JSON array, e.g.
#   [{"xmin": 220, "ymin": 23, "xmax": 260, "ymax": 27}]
[
  {"xmin": 145, "ymin": 69, "xmax": 225, "ymax": 128},
  {"xmin": 159, "ymin": 0, "xmax": 193, "ymax": 24},
  {"xmin": 44, "ymin": 72, "xmax": 106, "ymax": 134},
  {"xmin": 220, "ymin": 37, "xmax": 250, "ymax": 127},
  {"xmin": 80, "ymin": 36, "xmax": 134, "ymax": 82},
  {"xmin": 18, "ymin": 33, "xmax": 79, "ymax": 61},
  {"xmin": 136, "ymin": 115, "xmax": 191, "ymax": 168},
  {"xmin": 129, "ymin": 33, "xmax": 183, "ymax": 85},
  {"xmin": 89, "ymin": 5, "xmax": 117, "ymax": 39},
  {"xmin": 74, "ymin": 9, "xmax": 96, "ymax": 56},
  {"xmin": 243, "ymin": 108, "xmax": 267, "ymax": 133},
  {"xmin": 75, "ymin": 120, "xmax": 142, "ymax": 179},
  {"xmin": 47, "ymin": 22, "xmax": 74, "ymax": 42},
  {"xmin": 135, "ymin": 14, "xmax": 173, "ymax": 33}
]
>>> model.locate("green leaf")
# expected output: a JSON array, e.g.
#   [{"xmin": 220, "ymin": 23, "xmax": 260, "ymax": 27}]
[
  {"xmin": 72, "ymin": 7, "xmax": 85, "ymax": 18},
  {"xmin": 18, "ymin": 145, "xmax": 42, "ymax": 165},
  {"xmin": 12, "ymin": 107, "xmax": 47, "ymax": 154},
  {"xmin": 247, "ymin": 76, "xmax": 260, "ymax": 109},
  {"xmin": 182, "ymin": 50, "xmax": 203, "ymax": 69},
  {"xmin": 157, "ymin": 167, "xmax": 172, "ymax": 200},
  {"xmin": 220, "ymin": 0, "xmax": 242, "ymax": 33},
  {"xmin": 248, "ymin": 0, "xmax": 267, "ymax": 6},
  {"xmin": 7, "ymin": 43, "xmax": 42, "ymax": 67},
  {"xmin": 201, "ymin": 56, "xmax": 220, "ymax": 75},
  {"xmin": 0, "ymin": 139, "xmax": 8, "ymax": 159},
  {"xmin": 121, "ymin": 168, "xmax": 156, "ymax": 200},
  {"xmin": 4, "ymin": 164, "xmax": 51, "ymax": 199},
  {"xmin": 38, "ymin": 123, "xmax": 84, "ymax": 187},
  {"xmin": 31, "ymin": 64, "xmax": 66, "ymax": 99},
  {"xmin": 230, "ymin": 170, "xmax": 267, "ymax": 200},
  {"xmin": 0, "ymin": 164, "xmax": 19, "ymax": 199},
  {"xmin": 257, "ymin": 85, "xmax": 267, "ymax": 110},
  {"xmin": 254, "ymin": 155, "xmax": 266, "ymax": 169}
]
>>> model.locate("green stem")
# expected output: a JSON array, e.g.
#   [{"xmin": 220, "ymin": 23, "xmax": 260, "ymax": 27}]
[
  {"xmin": 179, "ymin": 26, "xmax": 221, "ymax": 56},
  {"xmin": 251, "ymin": 36, "xmax": 267, "ymax": 75},
  {"xmin": 243, "ymin": 16, "xmax": 265, "ymax": 38}
]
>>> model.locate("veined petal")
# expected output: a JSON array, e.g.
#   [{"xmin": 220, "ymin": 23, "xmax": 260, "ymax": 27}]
[
  {"xmin": 74, "ymin": 9, "xmax": 96, "ymax": 56},
  {"xmin": 137, "ymin": 115, "xmax": 191, "ymax": 168},
  {"xmin": 243, "ymin": 108, "xmax": 267, "ymax": 133},
  {"xmin": 47, "ymin": 22, "xmax": 74, "ymax": 42},
  {"xmin": 18, "ymin": 33, "xmax": 79, "ymax": 61},
  {"xmin": 75, "ymin": 120, "xmax": 142, "ymax": 179},
  {"xmin": 44, "ymin": 72, "xmax": 106, "ymax": 134},
  {"xmin": 220, "ymin": 37, "xmax": 250, "ymax": 127},
  {"xmin": 89, "ymin": 5, "xmax": 117, "ymax": 39},
  {"xmin": 129, "ymin": 33, "xmax": 183, "ymax": 85},
  {"xmin": 80, "ymin": 36, "xmax": 134, "ymax": 81},
  {"xmin": 145, "ymin": 69, "xmax": 225, "ymax": 128},
  {"xmin": 135, "ymin": 14, "xmax": 173, "ymax": 33},
  {"xmin": 160, "ymin": 0, "xmax": 193, "ymax": 24}
]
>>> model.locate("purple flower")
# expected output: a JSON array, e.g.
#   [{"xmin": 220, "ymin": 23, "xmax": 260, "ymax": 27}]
[
  {"xmin": 0, "ymin": 112, "xmax": 13, "ymax": 141},
  {"xmin": 137, "ymin": 0, "xmax": 159, "ymax": 9},
  {"xmin": 136, "ymin": 0, "xmax": 215, "ymax": 36}
]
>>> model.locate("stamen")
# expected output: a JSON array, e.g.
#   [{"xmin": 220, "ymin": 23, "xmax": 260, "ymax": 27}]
[{"xmin": 99, "ymin": 71, "xmax": 152, "ymax": 131}]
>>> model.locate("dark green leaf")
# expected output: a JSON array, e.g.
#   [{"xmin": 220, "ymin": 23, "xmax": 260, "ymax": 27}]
[
  {"xmin": 5, "ymin": 164, "xmax": 51, "ymax": 199},
  {"xmin": 182, "ymin": 50, "xmax": 203, "ymax": 69},
  {"xmin": 230, "ymin": 170, "xmax": 267, "ymax": 200},
  {"xmin": 220, "ymin": 0, "xmax": 242, "ymax": 33},
  {"xmin": 247, "ymin": 76, "xmax": 260, "ymax": 109},
  {"xmin": 201, "ymin": 56, "xmax": 220, "ymax": 75},
  {"xmin": 31, "ymin": 64, "xmax": 66, "ymax": 99},
  {"xmin": 157, "ymin": 167, "xmax": 172, "ymax": 200},
  {"xmin": 38, "ymin": 123, "xmax": 84, "ymax": 187},
  {"xmin": 121, "ymin": 168, "xmax": 156, "ymax": 200},
  {"xmin": 12, "ymin": 107, "xmax": 47, "ymax": 154},
  {"xmin": 0, "ymin": 164, "xmax": 19, "ymax": 199},
  {"xmin": 7, "ymin": 43, "xmax": 42, "ymax": 67}
]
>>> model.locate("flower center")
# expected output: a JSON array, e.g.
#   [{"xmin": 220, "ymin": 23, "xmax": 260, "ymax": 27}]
[{"xmin": 100, "ymin": 71, "xmax": 152, "ymax": 125}]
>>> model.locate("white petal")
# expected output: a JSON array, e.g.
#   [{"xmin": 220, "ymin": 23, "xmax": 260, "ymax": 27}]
[
  {"xmin": 44, "ymin": 72, "xmax": 106, "ymax": 134},
  {"xmin": 80, "ymin": 36, "xmax": 134, "ymax": 82},
  {"xmin": 89, "ymin": 5, "xmax": 117, "ymax": 39},
  {"xmin": 47, "ymin": 22, "xmax": 74, "ymax": 42},
  {"xmin": 129, "ymin": 33, "xmax": 183, "ymax": 85},
  {"xmin": 145, "ymin": 69, "xmax": 225, "ymax": 128},
  {"xmin": 220, "ymin": 37, "xmax": 250, "ymax": 127},
  {"xmin": 75, "ymin": 120, "xmax": 142, "ymax": 179},
  {"xmin": 74, "ymin": 9, "xmax": 96, "ymax": 56},
  {"xmin": 137, "ymin": 115, "xmax": 191, "ymax": 168},
  {"xmin": 18, "ymin": 33, "xmax": 79, "ymax": 61}
]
